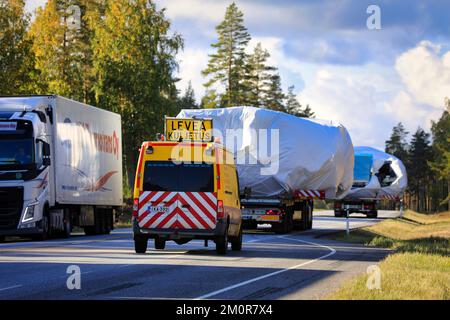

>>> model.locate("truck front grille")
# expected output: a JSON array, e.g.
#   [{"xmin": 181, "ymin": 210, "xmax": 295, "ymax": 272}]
[{"xmin": 0, "ymin": 187, "xmax": 23, "ymax": 230}]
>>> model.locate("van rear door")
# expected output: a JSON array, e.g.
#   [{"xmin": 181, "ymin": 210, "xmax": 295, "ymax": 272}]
[{"xmin": 138, "ymin": 161, "xmax": 217, "ymax": 230}]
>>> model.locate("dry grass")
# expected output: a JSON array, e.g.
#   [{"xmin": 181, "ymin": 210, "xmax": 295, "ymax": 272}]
[{"xmin": 328, "ymin": 210, "xmax": 450, "ymax": 300}]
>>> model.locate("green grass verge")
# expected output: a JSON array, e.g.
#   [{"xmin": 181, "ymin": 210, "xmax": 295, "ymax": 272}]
[{"xmin": 328, "ymin": 210, "xmax": 450, "ymax": 300}]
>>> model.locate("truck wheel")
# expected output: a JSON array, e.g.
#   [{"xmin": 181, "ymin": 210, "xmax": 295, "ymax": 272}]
[
  {"xmin": 367, "ymin": 210, "xmax": 378, "ymax": 218},
  {"xmin": 154, "ymin": 238, "xmax": 166, "ymax": 250},
  {"xmin": 33, "ymin": 210, "xmax": 51, "ymax": 241},
  {"xmin": 62, "ymin": 209, "xmax": 72, "ymax": 238},
  {"xmin": 273, "ymin": 217, "xmax": 288, "ymax": 234},
  {"xmin": 216, "ymin": 227, "xmax": 228, "ymax": 255},
  {"xmin": 134, "ymin": 236, "xmax": 148, "ymax": 253},
  {"xmin": 231, "ymin": 225, "xmax": 243, "ymax": 251},
  {"xmin": 103, "ymin": 211, "xmax": 112, "ymax": 235}
]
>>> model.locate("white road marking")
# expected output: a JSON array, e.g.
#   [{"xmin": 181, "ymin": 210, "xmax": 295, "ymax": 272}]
[
  {"xmin": 195, "ymin": 236, "xmax": 336, "ymax": 300},
  {"xmin": 0, "ymin": 284, "xmax": 23, "ymax": 292}
]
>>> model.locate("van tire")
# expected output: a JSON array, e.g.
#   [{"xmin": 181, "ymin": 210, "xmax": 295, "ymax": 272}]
[
  {"xmin": 216, "ymin": 228, "xmax": 228, "ymax": 255},
  {"xmin": 154, "ymin": 238, "xmax": 166, "ymax": 250},
  {"xmin": 134, "ymin": 236, "xmax": 148, "ymax": 253},
  {"xmin": 307, "ymin": 204, "xmax": 313, "ymax": 229},
  {"xmin": 231, "ymin": 225, "xmax": 243, "ymax": 251}
]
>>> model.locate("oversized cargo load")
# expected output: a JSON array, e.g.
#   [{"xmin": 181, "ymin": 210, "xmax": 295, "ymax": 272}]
[
  {"xmin": 343, "ymin": 146, "xmax": 407, "ymax": 201},
  {"xmin": 177, "ymin": 106, "xmax": 354, "ymax": 200}
]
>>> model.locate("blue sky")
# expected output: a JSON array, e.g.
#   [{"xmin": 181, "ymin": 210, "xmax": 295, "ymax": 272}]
[{"xmin": 26, "ymin": 0, "xmax": 450, "ymax": 149}]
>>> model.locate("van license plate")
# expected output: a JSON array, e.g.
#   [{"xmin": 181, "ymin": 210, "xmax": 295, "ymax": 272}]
[{"xmin": 149, "ymin": 206, "xmax": 169, "ymax": 213}]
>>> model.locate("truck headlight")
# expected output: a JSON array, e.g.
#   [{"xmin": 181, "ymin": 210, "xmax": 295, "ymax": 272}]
[{"xmin": 22, "ymin": 203, "xmax": 38, "ymax": 222}]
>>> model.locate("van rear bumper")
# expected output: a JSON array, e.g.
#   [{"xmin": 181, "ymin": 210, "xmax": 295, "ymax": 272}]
[{"xmin": 133, "ymin": 217, "xmax": 227, "ymax": 240}]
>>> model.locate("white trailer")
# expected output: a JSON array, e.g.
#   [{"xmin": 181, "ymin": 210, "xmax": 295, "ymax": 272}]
[{"xmin": 0, "ymin": 95, "xmax": 122, "ymax": 240}]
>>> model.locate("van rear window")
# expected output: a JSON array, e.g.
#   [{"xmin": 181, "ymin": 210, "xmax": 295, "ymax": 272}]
[{"xmin": 143, "ymin": 161, "xmax": 214, "ymax": 192}]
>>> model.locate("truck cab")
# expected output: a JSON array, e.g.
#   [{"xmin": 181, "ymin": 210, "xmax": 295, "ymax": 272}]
[
  {"xmin": 132, "ymin": 118, "xmax": 242, "ymax": 254},
  {"xmin": 0, "ymin": 98, "xmax": 52, "ymax": 240}
]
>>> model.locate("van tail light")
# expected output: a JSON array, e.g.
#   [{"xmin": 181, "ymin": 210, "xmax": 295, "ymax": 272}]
[
  {"xmin": 334, "ymin": 202, "xmax": 342, "ymax": 209},
  {"xmin": 364, "ymin": 203, "xmax": 373, "ymax": 210},
  {"xmin": 217, "ymin": 200, "xmax": 224, "ymax": 219},
  {"xmin": 133, "ymin": 198, "xmax": 139, "ymax": 217}
]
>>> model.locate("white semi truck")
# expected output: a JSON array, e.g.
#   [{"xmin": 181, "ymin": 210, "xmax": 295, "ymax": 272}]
[{"xmin": 0, "ymin": 95, "xmax": 123, "ymax": 241}]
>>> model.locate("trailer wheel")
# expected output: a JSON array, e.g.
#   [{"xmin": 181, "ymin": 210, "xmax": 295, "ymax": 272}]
[
  {"xmin": 103, "ymin": 210, "xmax": 113, "ymax": 235},
  {"xmin": 154, "ymin": 238, "xmax": 166, "ymax": 250},
  {"xmin": 216, "ymin": 227, "xmax": 228, "ymax": 255},
  {"xmin": 134, "ymin": 236, "xmax": 148, "ymax": 253},
  {"xmin": 231, "ymin": 225, "xmax": 243, "ymax": 251}
]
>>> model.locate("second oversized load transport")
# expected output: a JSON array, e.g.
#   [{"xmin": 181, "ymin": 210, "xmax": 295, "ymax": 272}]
[
  {"xmin": 177, "ymin": 107, "xmax": 354, "ymax": 233},
  {"xmin": 334, "ymin": 146, "xmax": 407, "ymax": 218}
]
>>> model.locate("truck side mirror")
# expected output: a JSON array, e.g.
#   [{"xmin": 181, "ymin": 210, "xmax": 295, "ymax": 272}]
[{"xmin": 43, "ymin": 142, "xmax": 50, "ymax": 157}]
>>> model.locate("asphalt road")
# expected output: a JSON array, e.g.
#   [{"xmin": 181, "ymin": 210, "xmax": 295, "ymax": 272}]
[{"xmin": 0, "ymin": 210, "xmax": 399, "ymax": 300}]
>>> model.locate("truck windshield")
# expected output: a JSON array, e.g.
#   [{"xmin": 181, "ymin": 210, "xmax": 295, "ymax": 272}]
[
  {"xmin": 0, "ymin": 139, "xmax": 34, "ymax": 166},
  {"xmin": 143, "ymin": 161, "xmax": 214, "ymax": 192}
]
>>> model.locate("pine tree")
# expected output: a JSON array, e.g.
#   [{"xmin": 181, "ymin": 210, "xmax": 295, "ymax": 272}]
[
  {"xmin": 244, "ymin": 42, "xmax": 275, "ymax": 107},
  {"xmin": 202, "ymin": 2, "xmax": 250, "ymax": 108},
  {"xmin": 28, "ymin": 0, "xmax": 104, "ymax": 103},
  {"xmin": 429, "ymin": 101, "xmax": 450, "ymax": 209},
  {"xmin": 408, "ymin": 127, "xmax": 433, "ymax": 212},
  {"xmin": 200, "ymin": 89, "xmax": 220, "ymax": 109},
  {"xmin": 92, "ymin": 0, "xmax": 183, "ymax": 188},
  {"xmin": 0, "ymin": 0, "xmax": 35, "ymax": 94},
  {"xmin": 284, "ymin": 85, "xmax": 315, "ymax": 118},
  {"xmin": 178, "ymin": 81, "xmax": 198, "ymax": 110},
  {"xmin": 265, "ymin": 73, "xmax": 285, "ymax": 112},
  {"xmin": 385, "ymin": 122, "xmax": 409, "ymax": 162}
]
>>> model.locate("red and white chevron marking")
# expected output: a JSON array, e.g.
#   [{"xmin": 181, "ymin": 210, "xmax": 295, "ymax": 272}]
[
  {"xmin": 379, "ymin": 194, "xmax": 399, "ymax": 201},
  {"xmin": 295, "ymin": 189, "xmax": 325, "ymax": 199},
  {"xmin": 137, "ymin": 191, "xmax": 217, "ymax": 230}
]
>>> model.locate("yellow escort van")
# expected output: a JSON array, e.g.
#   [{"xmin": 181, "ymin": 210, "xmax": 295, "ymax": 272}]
[{"xmin": 132, "ymin": 118, "xmax": 242, "ymax": 254}]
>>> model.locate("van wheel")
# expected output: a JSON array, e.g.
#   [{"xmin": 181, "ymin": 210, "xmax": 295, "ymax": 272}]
[
  {"xmin": 307, "ymin": 204, "xmax": 313, "ymax": 229},
  {"xmin": 231, "ymin": 225, "xmax": 243, "ymax": 251},
  {"xmin": 216, "ymin": 228, "xmax": 228, "ymax": 255},
  {"xmin": 154, "ymin": 238, "xmax": 166, "ymax": 250},
  {"xmin": 134, "ymin": 236, "xmax": 148, "ymax": 253}
]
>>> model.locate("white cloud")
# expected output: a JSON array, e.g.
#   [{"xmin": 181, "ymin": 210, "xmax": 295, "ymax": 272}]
[
  {"xmin": 396, "ymin": 40, "xmax": 450, "ymax": 108},
  {"xmin": 299, "ymin": 67, "xmax": 395, "ymax": 149},
  {"xmin": 298, "ymin": 41, "xmax": 450, "ymax": 149},
  {"xmin": 176, "ymin": 48, "xmax": 210, "ymax": 100}
]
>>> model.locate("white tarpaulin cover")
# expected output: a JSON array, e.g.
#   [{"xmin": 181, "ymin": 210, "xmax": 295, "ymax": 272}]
[
  {"xmin": 177, "ymin": 107, "xmax": 354, "ymax": 199},
  {"xmin": 344, "ymin": 146, "xmax": 407, "ymax": 201}
]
